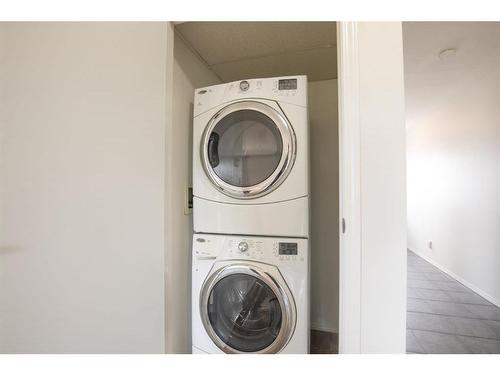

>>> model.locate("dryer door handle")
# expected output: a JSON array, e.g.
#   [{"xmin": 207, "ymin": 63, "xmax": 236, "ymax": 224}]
[{"xmin": 207, "ymin": 132, "xmax": 220, "ymax": 168}]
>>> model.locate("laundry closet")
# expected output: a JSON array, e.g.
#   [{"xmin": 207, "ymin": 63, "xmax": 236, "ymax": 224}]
[{"xmin": 166, "ymin": 22, "xmax": 339, "ymax": 354}]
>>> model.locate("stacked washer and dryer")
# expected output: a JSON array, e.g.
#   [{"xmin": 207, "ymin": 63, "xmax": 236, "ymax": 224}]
[{"xmin": 191, "ymin": 76, "xmax": 310, "ymax": 354}]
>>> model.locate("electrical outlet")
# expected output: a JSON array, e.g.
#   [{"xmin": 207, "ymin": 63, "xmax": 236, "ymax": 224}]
[{"xmin": 428, "ymin": 241, "xmax": 433, "ymax": 250}]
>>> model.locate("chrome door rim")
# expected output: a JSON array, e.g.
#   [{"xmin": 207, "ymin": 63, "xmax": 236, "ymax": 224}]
[
  {"xmin": 200, "ymin": 263, "xmax": 296, "ymax": 354},
  {"xmin": 201, "ymin": 100, "xmax": 296, "ymax": 199}
]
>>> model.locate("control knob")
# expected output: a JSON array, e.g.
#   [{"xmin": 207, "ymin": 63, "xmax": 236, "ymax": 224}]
[
  {"xmin": 239, "ymin": 80, "xmax": 250, "ymax": 91},
  {"xmin": 238, "ymin": 241, "xmax": 249, "ymax": 252}
]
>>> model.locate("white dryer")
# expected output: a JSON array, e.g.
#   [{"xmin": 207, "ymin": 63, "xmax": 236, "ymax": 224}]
[
  {"xmin": 192, "ymin": 233, "xmax": 309, "ymax": 354},
  {"xmin": 193, "ymin": 75, "xmax": 309, "ymax": 238}
]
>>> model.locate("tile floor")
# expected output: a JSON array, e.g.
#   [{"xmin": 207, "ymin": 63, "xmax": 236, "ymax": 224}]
[{"xmin": 407, "ymin": 250, "xmax": 500, "ymax": 354}]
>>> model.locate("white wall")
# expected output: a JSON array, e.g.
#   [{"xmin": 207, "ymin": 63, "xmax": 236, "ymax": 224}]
[
  {"xmin": 0, "ymin": 22, "xmax": 167, "ymax": 353},
  {"xmin": 404, "ymin": 22, "xmax": 500, "ymax": 306},
  {"xmin": 338, "ymin": 22, "xmax": 407, "ymax": 353},
  {"xmin": 165, "ymin": 30, "xmax": 221, "ymax": 353},
  {"xmin": 309, "ymin": 79, "xmax": 339, "ymax": 333}
]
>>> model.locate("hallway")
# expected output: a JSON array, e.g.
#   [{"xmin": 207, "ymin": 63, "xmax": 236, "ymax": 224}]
[{"xmin": 406, "ymin": 250, "xmax": 500, "ymax": 353}]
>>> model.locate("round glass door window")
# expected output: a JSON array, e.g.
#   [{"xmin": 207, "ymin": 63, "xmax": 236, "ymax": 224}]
[
  {"xmin": 201, "ymin": 101, "xmax": 296, "ymax": 199},
  {"xmin": 208, "ymin": 110, "xmax": 283, "ymax": 187},
  {"xmin": 207, "ymin": 273, "xmax": 282, "ymax": 352}
]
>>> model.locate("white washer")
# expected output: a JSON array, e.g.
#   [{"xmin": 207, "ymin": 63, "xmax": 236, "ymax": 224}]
[
  {"xmin": 193, "ymin": 76, "xmax": 309, "ymax": 238},
  {"xmin": 192, "ymin": 233, "xmax": 309, "ymax": 354}
]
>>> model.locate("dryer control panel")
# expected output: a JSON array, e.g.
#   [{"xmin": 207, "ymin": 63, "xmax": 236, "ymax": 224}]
[{"xmin": 193, "ymin": 75, "xmax": 307, "ymax": 117}]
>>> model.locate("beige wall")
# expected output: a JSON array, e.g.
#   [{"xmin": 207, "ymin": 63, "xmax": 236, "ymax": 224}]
[
  {"xmin": 309, "ymin": 79, "xmax": 339, "ymax": 333},
  {"xmin": 165, "ymin": 30, "xmax": 221, "ymax": 353},
  {"xmin": 0, "ymin": 22, "xmax": 168, "ymax": 353},
  {"xmin": 405, "ymin": 22, "xmax": 500, "ymax": 306}
]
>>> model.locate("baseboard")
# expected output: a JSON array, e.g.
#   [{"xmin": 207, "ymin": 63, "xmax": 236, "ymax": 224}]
[
  {"xmin": 410, "ymin": 249, "xmax": 500, "ymax": 308},
  {"xmin": 310, "ymin": 322, "xmax": 338, "ymax": 334}
]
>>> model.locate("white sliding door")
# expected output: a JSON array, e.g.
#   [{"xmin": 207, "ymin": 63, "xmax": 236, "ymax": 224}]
[{"xmin": 338, "ymin": 22, "xmax": 407, "ymax": 353}]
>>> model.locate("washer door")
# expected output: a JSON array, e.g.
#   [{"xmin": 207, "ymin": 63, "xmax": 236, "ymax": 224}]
[
  {"xmin": 200, "ymin": 263, "xmax": 296, "ymax": 353},
  {"xmin": 201, "ymin": 101, "xmax": 296, "ymax": 199}
]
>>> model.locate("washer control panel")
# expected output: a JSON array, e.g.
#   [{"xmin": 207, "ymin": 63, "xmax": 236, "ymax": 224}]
[
  {"xmin": 272, "ymin": 241, "xmax": 303, "ymax": 262},
  {"xmin": 227, "ymin": 238, "xmax": 265, "ymax": 260},
  {"xmin": 193, "ymin": 234, "xmax": 307, "ymax": 262},
  {"xmin": 278, "ymin": 242, "xmax": 298, "ymax": 255}
]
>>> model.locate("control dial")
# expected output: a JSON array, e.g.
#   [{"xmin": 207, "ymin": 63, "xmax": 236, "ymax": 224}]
[
  {"xmin": 239, "ymin": 80, "xmax": 250, "ymax": 91},
  {"xmin": 238, "ymin": 241, "xmax": 249, "ymax": 252}
]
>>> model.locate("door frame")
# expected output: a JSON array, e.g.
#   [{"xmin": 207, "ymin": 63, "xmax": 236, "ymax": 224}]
[
  {"xmin": 336, "ymin": 22, "xmax": 407, "ymax": 354},
  {"xmin": 337, "ymin": 21, "xmax": 362, "ymax": 354},
  {"xmin": 164, "ymin": 21, "xmax": 177, "ymax": 353},
  {"xmin": 165, "ymin": 21, "xmax": 370, "ymax": 354}
]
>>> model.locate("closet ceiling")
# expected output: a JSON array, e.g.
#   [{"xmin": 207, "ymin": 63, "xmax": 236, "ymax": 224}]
[{"xmin": 175, "ymin": 22, "xmax": 337, "ymax": 82}]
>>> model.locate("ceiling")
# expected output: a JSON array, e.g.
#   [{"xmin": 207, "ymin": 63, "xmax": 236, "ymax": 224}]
[
  {"xmin": 403, "ymin": 22, "xmax": 500, "ymax": 127},
  {"xmin": 403, "ymin": 22, "xmax": 500, "ymax": 75},
  {"xmin": 175, "ymin": 22, "xmax": 337, "ymax": 82}
]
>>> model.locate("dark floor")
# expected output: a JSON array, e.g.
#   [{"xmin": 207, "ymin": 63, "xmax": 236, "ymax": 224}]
[
  {"xmin": 310, "ymin": 329, "xmax": 338, "ymax": 354},
  {"xmin": 407, "ymin": 250, "xmax": 500, "ymax": 354}
]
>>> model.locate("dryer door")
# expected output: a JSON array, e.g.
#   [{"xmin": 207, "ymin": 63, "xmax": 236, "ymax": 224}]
[
  {"xmin": 201, "ymin": 101, "xmax": 296, "ymax": 199},
  {"xmin": 200, "ymin": 263, "xmax": 296, "ymax": 354}
]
